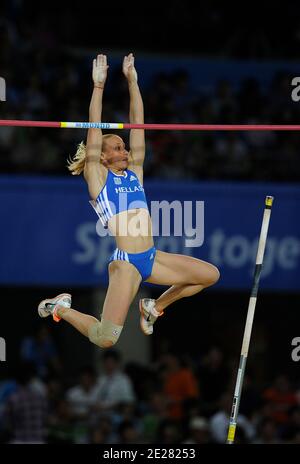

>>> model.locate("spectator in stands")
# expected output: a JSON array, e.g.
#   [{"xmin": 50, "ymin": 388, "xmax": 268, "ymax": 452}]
[
  {"xmin": 262, "ymin": 374, "xmax": 298, "ymax": 425},
  {"xmin": 197, "ymin": 346, "xmax": 229, "ymax": 414},
  {"xmin": 47, "ymin": 398, "xmax": 78, "ymax": 444},
  {"xmin": 66, "ymin": 365, "xmax": 99, "ymax": 423},
  {"xmin": 96, "ymin": 350, "xmax": 136, "ymax": 411},
  {"xmin": 3, "ymin": 362, "xmax": 48, "ymax": 443},
  {"xmin": 20, "ymin": 324, "xmax": 61, "ymax": 379},
  {"xmin": 141, "ymin": 391, "xmax": 169, "ymax": 443},
  {"xmin": 160, "ymin": 353, "xmax": 199, "ymax": 420},
  {"xmin": 182, "ymin": 416, "xmax": 212, "ymax": 444}
]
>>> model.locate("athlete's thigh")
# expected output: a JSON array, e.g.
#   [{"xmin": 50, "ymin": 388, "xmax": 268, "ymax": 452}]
[
  {"xmin": 102, "ymin": 260, "xmax": 142, "ymax": 325},
  {"xmin": 146, "ymin": 250, "xmax": 218, "ymax": 286}
]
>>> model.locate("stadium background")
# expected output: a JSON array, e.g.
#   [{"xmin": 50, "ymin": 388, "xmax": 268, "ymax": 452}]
[{"xmin": 0, "ymin": 0, "xmax": 300, "ymax": 444}]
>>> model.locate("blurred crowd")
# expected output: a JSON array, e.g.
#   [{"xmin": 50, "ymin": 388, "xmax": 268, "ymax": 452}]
[
  {"xmin": 0, "ymin": 324, "xmax": 300, "ymax": 444},
  {"xmin": 1, "ymin": 1, "xmax": 300, "ymax": 58},
  {"xmin": 1, "ymin": 3, "xmax": 300, "ymax": 182}
]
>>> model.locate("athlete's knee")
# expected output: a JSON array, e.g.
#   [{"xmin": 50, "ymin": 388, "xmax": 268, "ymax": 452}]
[
  {"xmin": 88, "ymin": 318, "xmax": 123, "ymax": 349},
  {"xmin": 196, "ymin": 262, "xmax": 220, "ymax": 287},
  {"xmin": 205, "ymin": 264, "xmax": 220, "ymax": 286}
]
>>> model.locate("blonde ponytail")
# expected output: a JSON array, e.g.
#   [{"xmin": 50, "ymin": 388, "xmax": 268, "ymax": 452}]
[
  {"xmin": 67, "ymin": 134, "xmax": 118, "ymax": 175},
  {"xmin": 67, "ymin": 141, "xmax": 86, "ymax": 175}
]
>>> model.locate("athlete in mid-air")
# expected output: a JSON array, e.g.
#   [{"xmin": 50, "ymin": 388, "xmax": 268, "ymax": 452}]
[{"xmin": 38, "ymin": 53, "xmax": 219, "ymax": 348}]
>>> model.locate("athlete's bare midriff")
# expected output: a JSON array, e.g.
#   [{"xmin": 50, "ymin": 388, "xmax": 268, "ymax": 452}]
[{"xmin": 108, "ymin": 208, "xmax": 154, "ymax": 253}]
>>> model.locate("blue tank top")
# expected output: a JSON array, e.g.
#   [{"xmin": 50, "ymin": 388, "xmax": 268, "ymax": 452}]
[{"xmin": 90, "ymin": 169, "xmax": 149, "ymax": 228}]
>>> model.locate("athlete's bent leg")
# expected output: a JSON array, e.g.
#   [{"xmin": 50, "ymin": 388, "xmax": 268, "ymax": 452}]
[
  {"xmin": 147, "ymin": 250, "xmax": 220, "ymax": 288},
  {"xmin": 143, "ymin": 250, "xmax": 219, "ymax": 318},
  {"xmin": 55, "ymin": 306, "xmax": 99, "ymax": 337},
  {"xmin": 54, "ymin": 306, "xmax": 124, "ymax": 349},
  {"xmin": 154, "ymin": 283, "xmax": 205, "ymax": 313},
  {"xmin": 41, "ymin": 261, "xmax": 142, "ymax": 349},
  {"xmin": 154, "ymin": 267, "xmax": 219, "ymax": 312},
  {"xmin": 88, "ymin": 261, "xmax": 141, "ymax": 347}
]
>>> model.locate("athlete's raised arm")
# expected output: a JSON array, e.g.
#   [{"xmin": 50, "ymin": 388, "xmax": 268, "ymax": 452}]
[
  {"xmin": 84, "ymin": 54, "xmax": 109, "ymax": 200},
  {"xmin": 123, "ymin": 53, "xmax": 145, "ymax": 183}
]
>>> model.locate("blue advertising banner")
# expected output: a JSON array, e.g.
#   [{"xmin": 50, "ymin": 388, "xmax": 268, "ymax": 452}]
[{"xmin": 0, "ymin": 175, "xmax": 299, "ymax": 290}]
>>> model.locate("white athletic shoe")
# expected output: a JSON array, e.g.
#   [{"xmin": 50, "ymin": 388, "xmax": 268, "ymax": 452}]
[
  {"xmin": 139, "ymin": 298, "xmax": 163, "ymax": 335},
  {"xmin": 38, "ymin": 293, "xmax": 72, "ymax": 322}
]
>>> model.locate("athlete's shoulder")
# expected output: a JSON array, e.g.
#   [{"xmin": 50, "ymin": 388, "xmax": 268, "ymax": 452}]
[{"xmin": 126, "ymin": 169, "xmax": 138, "ymax": 178}]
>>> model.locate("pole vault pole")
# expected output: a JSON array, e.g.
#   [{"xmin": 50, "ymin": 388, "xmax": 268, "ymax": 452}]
[{"xmin": 226, "ymin": 196, "xmax": 274, "ymax": 444}]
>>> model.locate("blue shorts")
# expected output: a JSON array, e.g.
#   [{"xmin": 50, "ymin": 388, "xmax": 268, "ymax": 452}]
[{"xmin": 108, "ymin": 246, "xmax": 156, "ymax": 281}]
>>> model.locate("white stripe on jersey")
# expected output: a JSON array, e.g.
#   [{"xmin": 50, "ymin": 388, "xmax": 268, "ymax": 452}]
[
  {"xmin": 99, "ymin": 193, "xmax": 110, "ymax": 223},
  {"xmin": 102, "ymin": 186, "xmax": 114, "ymax": 217},
  {"xmin": 90, "ymin": 200, "xmax": 106, "ymax": 227},
  {"xmin": 98, "ymin": 194, "xmax": 110, "ymax": 223},
  {"xmin": 95, "ymin": 199, "xmax": 105, "ymax": 217}
]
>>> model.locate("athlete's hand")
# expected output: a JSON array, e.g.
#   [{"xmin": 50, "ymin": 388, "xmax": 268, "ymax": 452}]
[
  {"xmin": 92, "ymin": 54, "xmax": 109, "ymax": 87},
  {"xmin": 123, "ymin": 53, "xmax": 138, "ymax": 83}
]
